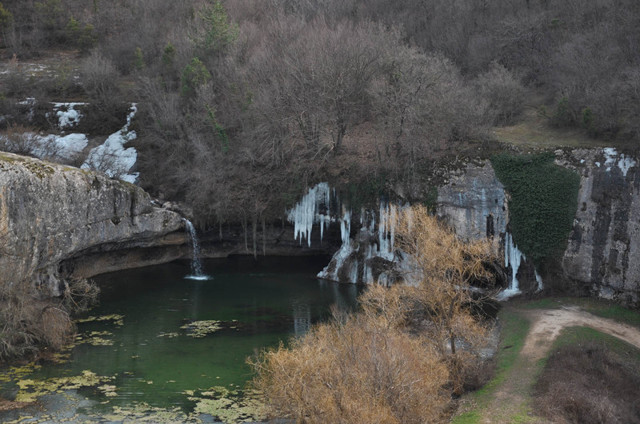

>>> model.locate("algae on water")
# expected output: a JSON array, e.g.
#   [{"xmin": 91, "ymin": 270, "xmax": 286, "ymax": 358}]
[
  {"xmin": 180, "ymin": 320, "xmax": 222, "ymax": 338},
  {"xmin": 15, "ymin": 370, "xmax": 114, "ymax": 403},
  {"xmin": 75, "ymin": 314, "xmax": 125, "ymax": 326}
]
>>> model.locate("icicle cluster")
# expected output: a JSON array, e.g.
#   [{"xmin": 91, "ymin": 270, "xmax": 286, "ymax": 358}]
[
  {"xmin": 602, "ymin": 147, "xmax": 636, "ymax": 177},
  {"xmin": 317, "ymin": 210, "xmax": 355, "ymax": 282},
  {"xmin": 318, "ymin": 201, "xmax": 406, "ymax": 285},
  {"xmin": 377, "ymin": 202, "xmax": 397, "ymax": 261},
  {"xmin": 287, "ymin": 182, "xmax": 332, "ymax": 247},
  {"xmin": 499, "ymin": 232, "xmax": 524, "ymax": 299}
]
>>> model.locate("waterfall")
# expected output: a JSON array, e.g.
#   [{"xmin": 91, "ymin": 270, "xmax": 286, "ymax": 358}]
[
  {"xmin": 184, "ymin": 219, "xmax": 211, "ymax": 280},
  {"xmin": 498, "ymin": 232, "xmax": 523, "ymax": 299}
]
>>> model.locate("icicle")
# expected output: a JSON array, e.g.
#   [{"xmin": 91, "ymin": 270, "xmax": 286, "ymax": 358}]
[
  {"xmin": 350, "ymin": 259, "xmax": 359, "ymax": 284},
  {"xmin": 340, "ymin": 210, "xmax": 351, "ymax": 244},
  {"xmin": 389, "ymin": 203, "xmax": 396, "ymax": 255},
  {"xmin": 498, "ymin": 232, "xmax": 523, "ymax": 299},
  {"xmin": 535, "ymin": 269, "xmax": 544, "ymax": 292},
  {"xmin": 377, "ymin": 201, "xmax": 396, "ymax": 261},
  {"xmin": 317, "ymin": 210, "xmax": 355, "ymax": 283},
  {"xmin": 286, "ymin": 182, "xmax": 331, "ymax": 247}
]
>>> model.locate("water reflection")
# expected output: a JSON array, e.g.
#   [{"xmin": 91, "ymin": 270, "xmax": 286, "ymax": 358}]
[{"xmin": 292, "ymin": 302, "xmax": 311, "ymax": 336}]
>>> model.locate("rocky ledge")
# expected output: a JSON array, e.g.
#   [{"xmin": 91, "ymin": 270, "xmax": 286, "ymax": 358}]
[{"xmin": 0, "ymin": 152, "xmax": 185, "ymax": 297}]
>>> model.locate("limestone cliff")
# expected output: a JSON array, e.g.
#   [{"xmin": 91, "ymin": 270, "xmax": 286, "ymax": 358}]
[
  {"xmin": 312, "ymin": 149, "xmax": 640, "ymax": 305},
  {"xmin": 436, "ymin": 149, "xmax": 640, "ymax": 305},
  {"xmin": 0, "ymin": 152, "xmax": 184, "ymax": 297},
  {"xmin": 436, "ymin": 161, "xmax": 507, "ymax": 241},
  {"xmin": 559, "ymin": 149, "xmax": 640, "ymax": 304}
]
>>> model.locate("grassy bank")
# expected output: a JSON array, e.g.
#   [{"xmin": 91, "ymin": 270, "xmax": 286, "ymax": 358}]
[
  {"xmin": 452, "ymin": 308, "xmax": 530, "ymax": 424},
  {"xmin": 533, "ymin": 326, "xmax": 640, "ymax": 423},
  {"xmin": 454, "ymin": 298, "xmax": 640, "ymax": 423}
]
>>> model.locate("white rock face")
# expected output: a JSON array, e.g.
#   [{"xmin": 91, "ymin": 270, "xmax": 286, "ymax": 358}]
[{"xmin": 436, "ymin": 162, "xmax": 507, "ymax": 241}]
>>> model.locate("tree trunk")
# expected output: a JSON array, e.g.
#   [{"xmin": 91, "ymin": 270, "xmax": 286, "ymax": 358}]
[
  {"xmin": 262, "ymin": 215, "xmax": 266, "ymax": 256},
  {"xmin": 252, "ymin": 213, "xmax": 258, "ymax": 260},
  {"xmin": 242, "ymin": 214, "xmax": 248, "ymax": 252}
]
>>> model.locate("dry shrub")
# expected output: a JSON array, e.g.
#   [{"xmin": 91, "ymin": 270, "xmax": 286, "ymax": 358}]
[
  {"xmin": 0, "ymin": 278, "xmax": 98, "ymax": 362},
  {"xmin": 474, "ymin": 62, "xmax": 526, "ymax": 126},
  {"xmin": 79, "ymin": 51, "xmax": 120, "ymax": 104},
  {"xmin": 251, "ymin": 313, "xmax": 450, "ymax": 424},
  {"xmin": 394, "ymin": 206, "xmax": 498, "ymax": 393},
  {"xmin": 252, "ymin": 206, "xmax": 499, "ymax": 422},
  {"xmin": 534, "ymin": 342, "xmax": 640, "ymax": 424},
  {"xmin": 0, "ymin": 125, "xmax": 42, "ymax": 156},
  {"xmin": 37, "ymin": 306, "xmax": 73, "ymax": 351}
]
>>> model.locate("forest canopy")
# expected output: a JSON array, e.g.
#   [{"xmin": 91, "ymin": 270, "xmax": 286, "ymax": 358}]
[{"xmin": 0, "ymin": 0, "xmax": 638, "ymax": 224}]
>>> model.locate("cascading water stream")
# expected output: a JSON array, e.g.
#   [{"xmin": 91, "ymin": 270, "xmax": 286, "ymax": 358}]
[{"xmin": 183, "ymin": 219, "xmax": 211, "ymax": 280}]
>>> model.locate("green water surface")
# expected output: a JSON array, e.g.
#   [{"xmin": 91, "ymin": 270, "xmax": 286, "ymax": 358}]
[{"xmin": 0, "ymin": 256, "xmax": 361, "ymax": 421}]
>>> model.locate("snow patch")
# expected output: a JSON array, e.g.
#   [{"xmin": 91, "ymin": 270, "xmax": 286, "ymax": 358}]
[
  {"xmin": 52, "ymin": 102, "xmax": 85, "ymax": 129},
  {"xmin": 0, "ymin": 132, "xmax": 88, "ymax": 161},
  {"xmin": 82, "ymin": 104, "xmax": 139, "ymax": 183},
  {"xmin": 603, "ymin": 147, "xmax": 636, "ymax": 177}
]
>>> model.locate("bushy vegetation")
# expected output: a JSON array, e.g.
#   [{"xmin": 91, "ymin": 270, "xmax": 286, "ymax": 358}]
[
  {"xmin": 251, "ymin": 310, "xmax": 451, "ymax": 424},
  {"xmin": 251, "ymin": 206, "xmax": 499, "ymax": 422},
  {"xmin": 491, "ymin": 152, "xmax": 580, "ymax": 264}
]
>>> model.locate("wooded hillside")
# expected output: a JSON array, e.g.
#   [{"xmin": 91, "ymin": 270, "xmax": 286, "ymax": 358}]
[{"xmin": 0, "ymin": 0, "xmax": 638, "ymax": 224}]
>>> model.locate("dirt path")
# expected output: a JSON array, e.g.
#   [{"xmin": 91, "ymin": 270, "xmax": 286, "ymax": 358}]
[{"xmin": 478, "ymin": 306, "xmax": 640, "ymax": 424}]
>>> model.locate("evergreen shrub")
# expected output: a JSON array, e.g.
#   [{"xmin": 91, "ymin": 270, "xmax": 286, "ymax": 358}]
[{"xmin": 491, "ymin": 152, "xmax": 580, "ymax": 264}]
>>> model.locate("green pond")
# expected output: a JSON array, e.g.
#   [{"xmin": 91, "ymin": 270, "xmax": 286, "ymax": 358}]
[{"xmin": 0, "ymin": 256, "xmax": 361, "ymax": 423}]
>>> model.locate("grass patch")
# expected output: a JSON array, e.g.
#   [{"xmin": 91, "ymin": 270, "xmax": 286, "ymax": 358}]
[
  {"xmin": 492, "ymin": 107, "xmax": 618, "ymax": 149},
  {"xmin": 452, "ymin": 308, "xmax": 530, "ymax": 424},
  {"xmin": 549, "ymin": 326, "xmax": 640, "ymax": 363},
  {"xmin": 534, "ymin": 327, "xmax": 640, "ymax": 424}
]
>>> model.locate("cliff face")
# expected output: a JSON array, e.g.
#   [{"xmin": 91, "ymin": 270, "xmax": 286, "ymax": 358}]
[
  {"xmin": 436, "ymin": 149, "xmax": 640, "ymax": 305},
  {"xmin": 0, "ymin": 152, "xmax": 184, "ymax": 297},
  {"xmin": 559, "ymin": 149, "xmax": 640, "ymax": 304},
  {"xmin": 436, "ymin": 161, "xmax": 507, "ymax": 241}
]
